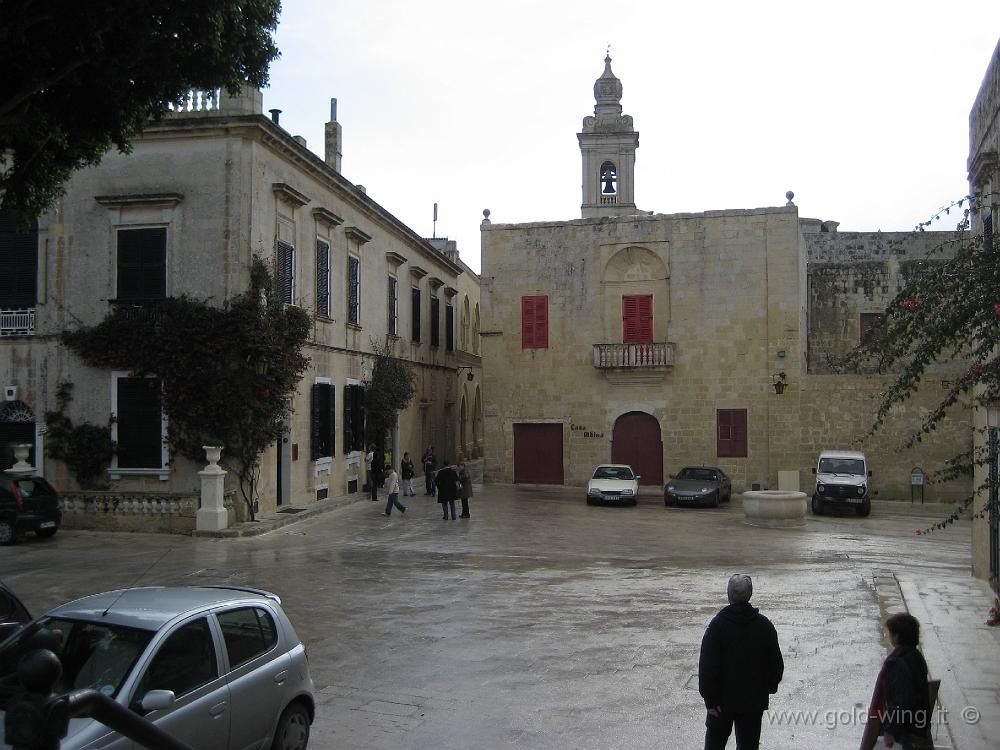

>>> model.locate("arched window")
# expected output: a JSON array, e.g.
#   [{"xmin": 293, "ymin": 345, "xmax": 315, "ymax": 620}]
[
  {"xmin": 461, "ymin": 297, "xmax": 470, "ymax": 351},
  {"xmin": 600, "ymin": 162, "xmax": 617, "ymax": 196},
  {"xmin": 472, "ymin": 304, "xmax": 480, "ymax": 354}
]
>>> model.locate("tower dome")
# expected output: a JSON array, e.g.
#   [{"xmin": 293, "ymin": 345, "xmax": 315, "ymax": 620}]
[{"xmin": 593, "ymin": 54, "xmax": 623, "ymax": 115}]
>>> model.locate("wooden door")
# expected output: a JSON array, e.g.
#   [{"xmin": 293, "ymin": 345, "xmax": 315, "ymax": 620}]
[
  {"xmin": 513, "ymin": 423, "xmax": 563, "ymax": 484},
  {"xmin": 611, "ymin": 412, "xmax": 663, "ymax": 486}
]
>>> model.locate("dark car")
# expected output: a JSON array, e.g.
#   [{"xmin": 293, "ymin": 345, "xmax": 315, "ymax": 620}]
[
  {"xmin": 0, "ymin": 581, "xmax": 31, "ymax": 643},
  {"xmin": 0, "ymin": 472, "xmax": 61, "ymax": 545},
  {"xmin": 664, "ymin": 467, "xmax": 732, "ymax": 507}
]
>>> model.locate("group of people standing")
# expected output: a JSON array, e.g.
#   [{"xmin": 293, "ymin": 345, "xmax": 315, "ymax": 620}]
[{"xmin": 377, "ymin": 445, "xmax": 474, "ymax": 521}]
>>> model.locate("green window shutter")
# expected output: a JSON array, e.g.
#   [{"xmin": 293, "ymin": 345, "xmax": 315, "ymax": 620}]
[
  {"xmin": 117, "ymin": 228, "xmax": 166, "ymax": 301},
  {"xmin": 117, "ymin": 377, "xmax": 163, "ymax": 468}
]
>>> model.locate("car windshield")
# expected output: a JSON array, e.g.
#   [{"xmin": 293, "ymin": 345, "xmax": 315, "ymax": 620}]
[
  {"xmin": 0, "ymin": 617, "xmax": 154, "ymax": 706},
  {"xmin": 818, "ymin": 458, "xmax": 865, "ymax": 475},
  {"xmin": 593, "ymin": 466, "xmax": 634, "ymax": 480},
  {"xmin": 676, "ymin": 468, "xmax": 718, "ymax": 481}
]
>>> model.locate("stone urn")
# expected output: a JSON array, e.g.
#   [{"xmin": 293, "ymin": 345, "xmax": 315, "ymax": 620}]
[
  {"xmin": 203, "ymin": 445, "xmax": 223, "ymax": 471},
  {"xmin": 742, "ymin": 490, "xmax": 807, "ymax": 528},
  {"xmin": 9, "ymin": 443, "xmax": 35, "ymax": 476}
]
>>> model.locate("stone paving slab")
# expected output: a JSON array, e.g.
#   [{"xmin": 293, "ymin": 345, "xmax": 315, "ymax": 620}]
[{"xmin": 898, "ymin": 575, "xmax": 1000, "ymax": 750}]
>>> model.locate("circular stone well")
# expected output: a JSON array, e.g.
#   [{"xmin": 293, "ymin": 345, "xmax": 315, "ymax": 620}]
[{"xmin": 742, "ymin": 490, "xmax": 807, "ymax": 528}]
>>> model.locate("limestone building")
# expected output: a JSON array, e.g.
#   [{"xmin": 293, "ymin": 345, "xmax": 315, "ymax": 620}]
[
  {"xmin": 480, "ymin": 56, "xmax": 971, "ymax": 502},
  {"xmin": 0, "ymin": 88, "xmax": 482, "ymax": 528},
  {"xmin": 968, "ymin": 39, "xmax": 1000, "ymax": 584}
]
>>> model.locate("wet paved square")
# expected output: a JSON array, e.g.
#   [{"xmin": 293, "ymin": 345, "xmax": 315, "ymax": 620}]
[{"xmin": 0, "ymin": 485, "xmax": 973, "ymax": 748}]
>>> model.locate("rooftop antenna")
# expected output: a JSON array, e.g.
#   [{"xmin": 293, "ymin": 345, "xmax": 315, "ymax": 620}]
[{"xmin": 433, "ymin": 202, "xmax": 438, "ymax": 239}]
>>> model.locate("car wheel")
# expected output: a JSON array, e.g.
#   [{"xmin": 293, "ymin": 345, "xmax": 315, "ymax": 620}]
[
  {"xmin": 35, "ymin": 528, "xmax": 57, "ymax": 539},
  {"xmin": 712, "ymin": 491, "xmax": 721, "ymax": 508},
  {"xmin": 664, "ymin": 495, "xmax": 673, "ymax": 507},
  {"xmin": 811, "ymin": 495, "xmax": 824, "ymax": 516},
  {"xmin": 586, "ymin": 497, "xmax": 595, "ymax": 506},
  {"xmin": 271, "ymin": 702, "xmax": 310, "ymax": 750},
  {"xmin": 0, "ymin": 521, "xmax": 15, "ymax": 546},
  {"xmin": 857, "ymin": 499, "xmax": 871, "ymax": 518}
]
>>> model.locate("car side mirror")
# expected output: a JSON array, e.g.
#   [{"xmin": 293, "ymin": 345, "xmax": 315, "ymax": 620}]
[
  {"xmin": 634, "ymin": 476, "xmax": 641, "ymax": 481},
  {"xmin": 668, "ymin": 474, "xmax": 674, "ymax": 479},
  {"xmin": 811, "ymin": 467, "xmax": 816, "ymax": 474},
  {"xmin": 867, "ymin": 470, "xmax": 872, "ymax": 477},
  {"xmin": 139, "ymin": 690, "xmax": 176, "ymax": 713}
]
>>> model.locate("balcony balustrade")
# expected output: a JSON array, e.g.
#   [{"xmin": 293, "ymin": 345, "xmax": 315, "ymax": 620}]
[
  {"xmin": 0, "ymin": 308, "xmax": 35, "ymax": 336},
  {"xmin": 593, "ymin": 342, "xmax": 674, "ymax": 384}
]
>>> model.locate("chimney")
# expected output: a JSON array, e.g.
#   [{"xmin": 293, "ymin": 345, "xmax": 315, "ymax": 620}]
[
  {"xmin": 325, "ymin": 98, "xmax": 343, "ymax": 172},
  {"xmin": 293, "ymin": 135, "xmax": 307, "ymax": 148},
  {"xmin": 269, "ymin": 108, "xmax": 282, "ymax": 125}
]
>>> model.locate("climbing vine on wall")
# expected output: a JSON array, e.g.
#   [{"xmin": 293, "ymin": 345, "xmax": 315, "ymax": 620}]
[
  {"xmin": 839, "ymin": 194, "xmax": 999, "ymax": 536},
  {"xmin": 62, "ymin": 257, "xmax": 311, "ymax": 519},
  {"xmin": 43, "ymin": 382, "xmax": 115, "ymax": 490}
]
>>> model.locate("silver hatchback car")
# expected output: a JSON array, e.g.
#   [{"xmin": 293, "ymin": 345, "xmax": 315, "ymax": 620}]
[{"xmin": 0, "ymin": 586, "xmax": 314, "ymax": 750}]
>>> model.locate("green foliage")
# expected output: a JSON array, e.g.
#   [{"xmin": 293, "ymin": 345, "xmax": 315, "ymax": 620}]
[
  {"xmin": 839, "ymin": 194, "xmax": 999, "ymax": 533},
  {"xmin": 363, "ymin": 339, "xmax": 416, "ymax": 450},
  {"xmin": 62, "ymin": 257, "xmax": 310, "ymax": 519},
  {"xmin": 0, "ymin": 0, "xmax": 281, "ymax": 219},
  {"xmin": 43, "ymin": 383, "xmax": 115, "ymax": 490}
]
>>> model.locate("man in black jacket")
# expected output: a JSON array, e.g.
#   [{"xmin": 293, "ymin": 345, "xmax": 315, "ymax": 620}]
[{"xmin": 699, "ymin": 574, "xmax": 784, "ymax": 750}]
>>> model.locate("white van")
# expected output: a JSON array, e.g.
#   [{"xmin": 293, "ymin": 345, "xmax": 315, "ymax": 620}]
[{"xmin": 811, "ymin": 450, "xmax": 872, "ymax": 517}]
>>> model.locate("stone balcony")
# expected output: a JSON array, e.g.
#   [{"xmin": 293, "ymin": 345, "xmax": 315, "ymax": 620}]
[
  {"xmin": 166, "ymin": 86, "xmax": 263, "ymax": 117},
  {"xmin": 0, "ymin": 308, "xmax": 35, "ymax": 336},
  {"xmin": 592, "ymin": 342, "xmax": 675, "ymax": 384}
]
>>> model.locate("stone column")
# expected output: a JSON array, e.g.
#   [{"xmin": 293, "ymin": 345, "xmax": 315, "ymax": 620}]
[
  {"xmin": 196, "ymin": 446, "xmax": 228, "ymax": 532},
  {"xmin": 9, "ymin": 444, "xmax": 35, "ymax": 476}
]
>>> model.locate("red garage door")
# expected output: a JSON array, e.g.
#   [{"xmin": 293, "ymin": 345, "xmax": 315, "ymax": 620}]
[
  {"xmin": 513, "ymin": 423, "xmax": 564, "ymax": 484},
  {"xmin": 611, "ymin": 412, "xmax": 663, "ymax": 486}
]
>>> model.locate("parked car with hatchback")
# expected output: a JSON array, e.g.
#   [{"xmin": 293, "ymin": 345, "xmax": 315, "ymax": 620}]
[
  {"xmin": 811, "ymin": 450, "xmax": 872, "ymax": 517},
  {"xmin": 664, "ymin": 467, "xmax": 732, "ymax": 508},
  {"xmin": 0, "ymin": 580, "xmax": 31, "ymax": 643},
  {"xmin": 0, "ymin": 586, "xmax": 314, "ymax": 750},
  {"xmin": 0, "ymin": 472, "xmax": 61, "ymax": 545},
  {"xmin": 586, "ymin": 465, "xmax": 640, "ymax": 506}
]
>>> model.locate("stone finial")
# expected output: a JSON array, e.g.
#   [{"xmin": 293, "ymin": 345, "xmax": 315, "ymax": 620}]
[
  {"xmin": 785, "ymin": 190, "xmax": 795, "ymax": 206},
  {"xmin": 482, "ymin": 208, "xmax": 491, "ymax": 225}
]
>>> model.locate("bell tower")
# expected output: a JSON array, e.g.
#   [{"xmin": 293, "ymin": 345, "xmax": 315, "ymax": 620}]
[{"xmin": 579, "ymin": 54, "xmax": 639, "ymax": 218}]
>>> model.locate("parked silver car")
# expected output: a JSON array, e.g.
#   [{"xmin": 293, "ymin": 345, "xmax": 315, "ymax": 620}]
[{"xmin": 0, "ymin": 586, "xmax": 314, "ymax": 750}]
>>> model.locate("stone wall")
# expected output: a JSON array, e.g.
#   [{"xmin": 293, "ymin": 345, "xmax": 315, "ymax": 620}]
[{"xmin": 803, "ymin": 229, "xmax": 963, "ymax": 373}]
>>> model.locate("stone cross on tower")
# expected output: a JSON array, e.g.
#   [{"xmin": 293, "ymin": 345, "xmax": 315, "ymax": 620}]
[{"xmin": 578, "ymin": 54, "xmax": 639, "ymax": 218}]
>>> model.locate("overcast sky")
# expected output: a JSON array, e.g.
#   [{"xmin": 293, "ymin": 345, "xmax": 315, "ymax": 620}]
[{"xmin": 263, "ymin": 1, "xmax": 1000, "ymax": 275}]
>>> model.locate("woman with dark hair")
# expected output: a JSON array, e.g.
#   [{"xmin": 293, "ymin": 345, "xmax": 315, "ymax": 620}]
[{"xmin": 867, "ymin": 613, "xmax": 934, "ymax": 749}]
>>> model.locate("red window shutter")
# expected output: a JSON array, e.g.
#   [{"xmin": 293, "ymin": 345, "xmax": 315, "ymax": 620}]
[
  {"xmin": 521, "ymin": 296, "xmax": 534, "ymax": 349},
  {"xmin": 623, "ymin": 295, "xmax": 653, "ymax": 343},
  {"xmin": 733, "ymin": 409, "xmax": 747, "ymax": 457},
  {"xmin": 522, "ymin": 295, "xmax": 548, "ymax": 349},
  {"xmin": 536, "ymin": 296, "xmax": 548, "ymax": 349},
  {"xmin": 717, "ymin": 409, "xmax": 748, "ymax": 458}
]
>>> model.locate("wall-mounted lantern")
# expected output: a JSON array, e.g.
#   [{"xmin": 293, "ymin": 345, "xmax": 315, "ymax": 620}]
[{"xmin": 772, "ymin": 371, "xmax": 787, "ymax": 396}]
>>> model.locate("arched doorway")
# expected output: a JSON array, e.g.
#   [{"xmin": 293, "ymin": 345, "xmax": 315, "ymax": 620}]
[{"xmin": 611, "ymin": 411, "xmax": 662, "ymax": 486}]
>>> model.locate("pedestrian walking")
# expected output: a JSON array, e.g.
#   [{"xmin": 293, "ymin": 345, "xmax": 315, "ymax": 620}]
[
  {"xmin": 862, "ymin": 613, "xmax": 934, "ymax": 750},
  {"xmin": 699, "ymin": 574, "xmax": 784, "ymax": 750},
  {"xmin": 423, "ymin": 446, "xmax": 437, "ymax": 496},
  {"xmin": 401, "ymin": 452, "xmax": 416, "ymax": 496},
  {"xmin": 383, "ymin": 465, "xmax": 407, "ymax": 516},
  {"xmin": 435, "ymin": 459, "xmax": 459, "ymax": 520},
  {"xmin": 366, "ymin": 445, "xmax": 378, "ymax": 501},
  {"xmin": 457, "ymin": 461, "xmax": 473, "ymax": 518}
]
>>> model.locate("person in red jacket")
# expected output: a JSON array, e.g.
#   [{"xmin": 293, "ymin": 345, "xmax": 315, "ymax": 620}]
[{"xmin": 699, "ymin": 574, "xmax": 784, "ymax": 750}]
